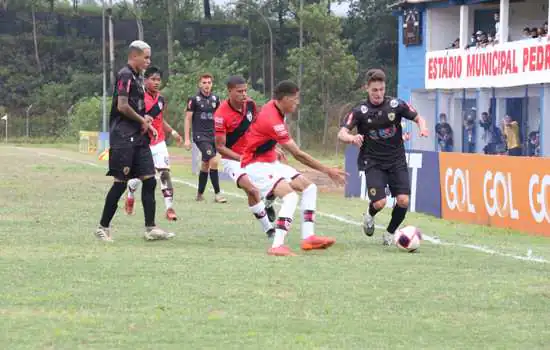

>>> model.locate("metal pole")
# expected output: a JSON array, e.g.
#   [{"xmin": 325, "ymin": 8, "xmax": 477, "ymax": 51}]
[
  {"xmin": 108, "ymin": 0, "xmax": 115, "ymax": 89},
  {"xmin": 26, "ymin": 104, "xmax": 32, "ymax": 138},
  {"xmin": 253, "ymin": 9, "xmax": 273, "ymax": 97},
  {"xmin": 102, "ymin": 0, "xmax": 107, "ymax": 133},
  {"xmin": 5, "ymin": 118, "xmax": 7, "ymax": 144},
  {"xmin": 297, "ymin": 0, "xmax": 303, "ymax": 145}
]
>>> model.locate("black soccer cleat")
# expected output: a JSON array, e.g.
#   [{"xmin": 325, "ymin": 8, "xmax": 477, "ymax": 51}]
[{"xmin": 266, "ymin": 205, "xmax": 276, "ymax": 223}]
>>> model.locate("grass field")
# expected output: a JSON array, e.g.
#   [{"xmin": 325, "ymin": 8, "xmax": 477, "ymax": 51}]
[{"xmin": 1, "ymin": 145, "xmax": 549, "ymax": 349}]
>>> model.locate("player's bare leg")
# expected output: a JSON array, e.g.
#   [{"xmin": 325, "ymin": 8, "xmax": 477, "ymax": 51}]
[
  {"xmin": 140, "ymin": 175, "xmax": 175, "ymax": 240},
  {"xmin": 158, "ymin": 169, "xmax": 177, "ymax": 221},
  {"xmin": 384, "ymin": 194, "xmax": 409, "ymax": 246},
  {"xmin": 268, "ymin": 181, "xmax": 299, "ymax": 256},
  {"xmin": 125, "ymin": 178, "xmax": 141, "ymax": 215},
  {"xmin": 364, "ymin": 198, "xmax": 385, "ymax": 237},
  {"xmin": 289, "ymin": 175, "xmax": 335, "ymax": 251},
  {"xmin": 237, "ymin": 175, "xmax": 275, "ymax": 238},
  {"xmin": 208, "ymin": 157, "xmax": 227, "ymax": 203}
]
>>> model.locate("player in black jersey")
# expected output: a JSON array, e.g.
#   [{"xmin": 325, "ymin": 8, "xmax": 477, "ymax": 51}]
[
  {"xmin": 184, "ymin": 73, "xmax": 227, "ymax": 203},
  {"xmin": 338, "ymin": 69, "xmax": 428, "ymax": 246},
  {"xmin": 96, "ymin": 40, "xmax": 173, "ymax": 242}
]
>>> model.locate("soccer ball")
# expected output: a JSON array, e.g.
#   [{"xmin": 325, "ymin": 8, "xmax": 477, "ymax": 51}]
[{"xmin": 395, "ymin": 226, "xmax": 422, "ymax": 252}]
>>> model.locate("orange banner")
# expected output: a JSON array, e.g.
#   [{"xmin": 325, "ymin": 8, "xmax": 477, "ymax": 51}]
[{"xmin": 439, "ymin": 153, "xmax": 550, "ymax": 236}]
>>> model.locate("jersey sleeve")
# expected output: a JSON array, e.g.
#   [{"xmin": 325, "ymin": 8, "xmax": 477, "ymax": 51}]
[
  {"xmin": 341, "ymin": 109, "xmax": 360, "ymax": 130},
  {"xmin": 116, "ymin": 70, "xmax": 133, "ymax": 98},
  {"xmin": 398, "ymin": 100, "xmax": 418, "ymax": 121},
  {"xmin": 214, "ymin": 110, "xmax": 227, "ymax": 136},
  {"xmin": 186, "ymin": 97, "xmax": 197, "ymax": 112},
  {"xmin": 267, "ymin": 118, "xmax": 291, "ymax": 144}
]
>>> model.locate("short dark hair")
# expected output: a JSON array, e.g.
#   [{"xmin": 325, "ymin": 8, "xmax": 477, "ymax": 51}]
[
  {"xmin": 199, "ymin": 72, "xmax": 213, "ymax": 81},
  {"xmin": 144, "ymin": 66, "xmax": 162, "ymax": 78},
  {"xmin": 274, "ymin": 80, "xmax": 299, "ymax": 100},
  {"xmin": 365, "ymin": 69, "xmax": 386, "ymax": 85},
  {"xmin": 227, "ymin": 75, "xmax": 246, "ymax": 89}
]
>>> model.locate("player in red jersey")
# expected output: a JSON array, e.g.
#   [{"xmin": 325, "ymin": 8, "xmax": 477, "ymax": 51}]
[
  {"xmin": 241, "ymin": 80, "xmax": 347, "ymax": 256},
  {"xmin": 125, "ymin": 67, "xmax": 183, "ymax": 221},
  {"xmin": 214, "ymin": 76, "xmax": 277, "ymax": 238}
]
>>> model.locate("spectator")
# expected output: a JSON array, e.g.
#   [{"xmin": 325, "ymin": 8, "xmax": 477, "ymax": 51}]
[
  {"xmin": 476, "ymin": 31, "xmax": 489, "ymax": 47},
  {"xmin": 544, "ymin": 22, "xmax": 548, "ymax": 36},
  {"xmin": 531, "ymin": 27, "xmax": 539, "ymax": 38},
  {"xmin": 521, "ymin": 27, "xmax": 531, "ymax": 40},
  {"xmin": 502, "ymin": 115, "xmax": 522, "ymax": 156},
  {"xmin": 447, "ymin": 38, "xmax": 460, "ymax": 49},
  {"xmin": 463, "ymin": 109, "xmax": 476, "ymax": 153},
  {"xmin": 527, "ymin": 131, "xmax": 540, "ymax": 157},
  {"xmin": 435, "ymin": 113, "xmax": 453, "ymax": 152},
  {"xmin": 480, "ymin": 112, "xmax": 505, "ymax": 155},
  {"xmin": 494, "ymin": 13, "xmax": 500, "ymax": 39}
]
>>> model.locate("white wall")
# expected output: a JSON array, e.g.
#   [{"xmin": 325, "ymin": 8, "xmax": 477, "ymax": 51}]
[
  {"xmin": 528, "ymin": 95, "xmax": 541, "ymax": 133},
  {"xmin": 410, "ymin": 90, "xmax": 436, "ymax": 151},
  {"xmin": 427, "ymin": 7, "xmax": 461, "ymax": 51}
]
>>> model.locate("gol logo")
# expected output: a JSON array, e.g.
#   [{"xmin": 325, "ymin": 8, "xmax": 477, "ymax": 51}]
[
  {"xmin": 482, "ymin": 171, "xmax": 519, "ymax": 219},
  {"xmin": 444, "ymin": 168, "xmax": 475, "ymax": 213},
  {"xmin": 529, "ymin": 174, "xmax": 550, "ymax": 223}
]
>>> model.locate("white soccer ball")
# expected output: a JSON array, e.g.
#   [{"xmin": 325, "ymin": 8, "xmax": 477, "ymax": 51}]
[{"xmin": 395, "ymin": 226, "xmax": 422, "ymax": 252}]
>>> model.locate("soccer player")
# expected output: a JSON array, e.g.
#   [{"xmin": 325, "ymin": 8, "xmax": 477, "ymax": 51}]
[
  {"xmin": 337, "ymin": 69, "xmax": 428, "ymax": 246},
  {"xmin": 184, "ymin": 73, "xmax": 227, "ymax": 203},
  {"xmin": 241, "ymin": 80, "xmax": 347, "ymax": 256},
  {"xmin": 214, "ymin": 75, "xmax": 276, "ymax": 238},
  {"xmin": 125, "ymin": 66, "xmax": 182, "ymax": 222},
  {"xmin": 95, "ymin": 40, "xmax": 173, "ymax": 242}
]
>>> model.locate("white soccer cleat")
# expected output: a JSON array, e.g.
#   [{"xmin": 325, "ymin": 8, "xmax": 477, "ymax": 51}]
[
  {"xmin": 382, "ymin": 231, "xmax": 394, "ymax": 246},
  {"xmin": 95, "ymin": 226, "xmax": 113, "ymax": 242},
  {"xmin": 144, "ymin": 227, "xmax": 175, "ymax": 241},
  {"xmin": 362, "ymin": 212, "xmax": 375, "ymax": 237}
]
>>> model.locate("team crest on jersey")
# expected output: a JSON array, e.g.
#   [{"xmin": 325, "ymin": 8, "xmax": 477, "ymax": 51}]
[
  {"xmin": 388, "ymin": 113, "xmax": 396, "ymax": 121},
  {"xmin": 369, "ymin": 188, "xmax": 376, "ymax": 197},
  {"xmin": 123, "ymin": 166, "xmax": 130, "ymax": 175},
  {"xmin": 367, "ymin": 118, "xmax": 372, "ymax": 123},
  {"xmin": 196, "ymin": 96, "xmax": 201, "ymax": 102},
  {"xmin": 360, "ymin": 105, "xmax": 368, "ymax": 114},
  {"xmin": 206, "ymin": 149, "xmax": 212, "ymax": 155},
  {"xmin": 212, "ymin": 96, "xmax": 217, "ymax": 101},
  {"xmin": 158, "ymin": 101, "xmax": 163, "ymax": 110},
  {"xmin": 390, "ymin": 99, "xmax": 399, "ymax": 108},
  {"xmin": 212, "ymin": 102, "xmax": 217, "ymax": 108},
  {"xmin": 246, "ymin": 111, "xmax": 253, "ymax": 121}
]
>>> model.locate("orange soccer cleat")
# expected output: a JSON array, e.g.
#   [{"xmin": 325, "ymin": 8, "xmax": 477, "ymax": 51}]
[
  {"xmin": 166, "ymin": 208, "xmax": 178, "ymax": 221},
  {"xmin": 267, "ymin": 245, "xmax": 297, "ymax": 256},
  {"xmin": 301, "ymin": 235, "xmax": 336, "ymax": 251}
]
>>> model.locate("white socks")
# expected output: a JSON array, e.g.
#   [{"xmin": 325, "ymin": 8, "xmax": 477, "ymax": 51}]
[
  {"xmin": 127, "ymin": 178, "xmax": 141, "ymax": 199},
  {"xmin": 300, "ymin": 184, "xmax": 317, "ymax": 239},
  {"xmin": 272, "ymin": 192, "xmax": 299, "ymax": 248},
  {"xmin": 249, "ymin": 201, "xmax": 273, "ymax": 233}
]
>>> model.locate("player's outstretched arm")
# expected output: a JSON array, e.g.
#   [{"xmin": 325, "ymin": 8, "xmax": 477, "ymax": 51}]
[
  {"xmin": 184, "ymin": 111, "xmax": 192, "ymax": 150},
  {"xmin": 338, "ymin": 127, "xmax": 363, "ymax": 147},
  {"xmin": 280, "ymin": 140, "xmax": 347, "ymax": 185},
  {"xmin": 164, "ymin": 120, "xmax": 182, "ymax": 145},
  {"xmin": 215, "ymin": 134, "xmax": 241, "ymax": 161},
  {"xmin": 414, "ymin": 115, "xmax": 429, "ymax": 137},
  {"xmin": 118, "ymin": 96, "xmax": 147, "ymax": 125}
]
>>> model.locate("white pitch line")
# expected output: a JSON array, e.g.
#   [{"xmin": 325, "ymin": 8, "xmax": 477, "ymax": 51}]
[{"xmin": 21, "ymin": 147, "xmax": 550, "ymax": 264}]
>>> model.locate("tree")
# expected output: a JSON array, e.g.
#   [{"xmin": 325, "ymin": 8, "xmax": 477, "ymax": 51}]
[
  {"xmin": 203, "ymin": 0, "xmax": 211, "ymax": 19},
  {"xmin": 287, "ymin": 2, "xmax": 357, "ymax": 147},
  {"xmin": 31, "ymin": 1, "xmax": 42, "ymax": 75},
  {"xmin": 162, "ymin": 50, "xmax": 267, "ymax": 132},
  {"xmin": 343, "ymin": 0, "xmax": 397, "ymax": 94}
]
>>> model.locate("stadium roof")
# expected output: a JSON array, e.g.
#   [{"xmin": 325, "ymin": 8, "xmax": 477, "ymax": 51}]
[{"xmin": 388, "ymin": 0, "xmax": 441, "ymax": 8}]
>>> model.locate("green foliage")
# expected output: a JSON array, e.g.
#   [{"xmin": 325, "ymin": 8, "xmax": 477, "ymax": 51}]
[
  {"xmin": 163, "ymin": 50, "xmax": 268, "ymax": 132},
  {"xmin": 287, "ymin": 2, "xmax": 358, "ymax": 147},
  {"xmin": 67, "ymin": 96, "xmax": 111, "ymax": 139},
  {"xmin": 343, "ymin": 0, "xmax": 398, "ymax": 95}
]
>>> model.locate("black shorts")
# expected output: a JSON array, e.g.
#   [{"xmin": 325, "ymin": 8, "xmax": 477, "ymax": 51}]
[
  {"xmin": 195, "ymin": 140, "xmax": 216, "ymax": 162},
  {"xmin": 365, "ymin": 161, "xmax": 410, "ymax": 202},
  {"xmin": 106, "ymin": 145, "xmax": 155, "ymax": 180}
]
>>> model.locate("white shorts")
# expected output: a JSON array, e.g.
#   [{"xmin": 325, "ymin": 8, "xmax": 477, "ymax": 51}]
[
  {"xmin": 221, "ymin": 158, "xmax": 246, "ymax": 184},
  {"xmin": 150, "ymin": 141, "xmax": 170, "ymax": 169},
  {"xmin": 244, "ymin": 161, "xmax": 301, "ymax": 198}
]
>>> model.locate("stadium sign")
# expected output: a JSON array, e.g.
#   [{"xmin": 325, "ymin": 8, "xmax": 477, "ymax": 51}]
[
  {"xmin": 344, "ymin": 145, "xmax": 441, "ymax": 218},
  {"xmin": 426, "ymin": 39, "xmax": 550, "ymax": 89},
  {"xmin": 439, "ymin": 153, "xmax": 550, "ymax": 236}
]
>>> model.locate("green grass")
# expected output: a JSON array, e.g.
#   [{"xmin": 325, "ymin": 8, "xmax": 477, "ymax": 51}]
[{"xmin": 1, "ymin": 145, "xmax": 549, "ymax": 349}]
